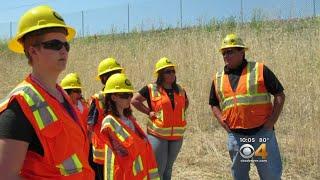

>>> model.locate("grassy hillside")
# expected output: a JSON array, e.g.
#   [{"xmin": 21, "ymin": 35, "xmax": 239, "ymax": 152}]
[{"xmin": 1, "ymin": 18, "xmax": 320, "ymax": 179}]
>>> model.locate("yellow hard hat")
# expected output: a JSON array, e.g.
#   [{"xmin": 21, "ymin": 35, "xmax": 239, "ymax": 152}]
[
  {"xmin": 8, "ymin": 5, "xmax": 76, "ymax": 53},
  {"xmin": 60, "ymin": 73, "xmax": 82, "ymax": 90},
  {"xmin": 97, "ymin": 58, "xmax": 124, "ymax": 78},
  {"xmin": 154, "ymin": 57, "xmax": 175, "ymax": 74},
  {"xmin": 103, "ymin": 73, "xmax": 134, "ymax": 94},
  {"xmin": 220, "ymin": 34, "xmax": 248, "ymax": 51}
]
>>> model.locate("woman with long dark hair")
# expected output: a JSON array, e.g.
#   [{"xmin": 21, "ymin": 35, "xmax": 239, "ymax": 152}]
[
  {"xmin": 131, "ymin": 57, "xmax": 189, "ymax": 180},
  {"xmin": 100, "ymin": 73, "xmax": 159, "ymax": 180}
]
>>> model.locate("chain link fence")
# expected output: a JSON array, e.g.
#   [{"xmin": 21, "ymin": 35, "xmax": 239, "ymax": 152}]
[{"xmin": 0, "ymin": 0, "xmax": 319, "ymax": 39}]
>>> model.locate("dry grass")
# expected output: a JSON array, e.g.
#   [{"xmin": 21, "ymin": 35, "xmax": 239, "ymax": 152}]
[{"xmin": 0, "ymin": 19, "xmax": 319, "ymax": 179}]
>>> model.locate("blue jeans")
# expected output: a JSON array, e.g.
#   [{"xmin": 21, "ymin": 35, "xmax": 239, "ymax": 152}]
[
  {"xmin": 228, "ymin": 129, "xmax": 282, "ymax": 180},
  {"xmin": 147, "ymin": 134, "xmax": 183, "ymax": 180}
]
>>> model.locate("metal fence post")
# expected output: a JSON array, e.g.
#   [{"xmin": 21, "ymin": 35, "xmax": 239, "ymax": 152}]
[
  {"xmin": 127, "ymin": 3, "xmax": 130, "ymax": 33},
  {"xmin": 10, "ymin": 21, "xmax": 13, "ymax": 39},
  {"xmin": 81, "ymin": 11, "xmax": 84, "ymax": 37},
  {"xmin": 180, "ymin": 0, "xmax": 183, "ymax": 28}
]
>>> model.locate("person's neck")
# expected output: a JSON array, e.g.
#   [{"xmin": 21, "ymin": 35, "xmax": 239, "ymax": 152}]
[
  {"xmin": 116, "ymin": 105, "xmax": 125, "ymax": 118},
  {"xmin": 31, "ymin": 70, "xmax": 63, "ymax": 102},
  {"xmin": 31, "ymin": 70, "xmax": 58, "ymax": 90},
  {"xmin": 162, "ymin": 83, "xmax": 172, "ymax": 89}
]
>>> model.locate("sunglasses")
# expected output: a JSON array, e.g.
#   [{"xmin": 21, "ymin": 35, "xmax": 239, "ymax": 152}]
[
  {"xmin": 117, "ymin": 93, "xmax": 133, "ymax": 99},
  {"xmin": 71, "ymin": 89, "xmax": 82, "ymax": 94},
  {"xmin": 35, "ymin": 39, "xmax": 70, "ymax": 52},
  {"xmin": 222, "ymin": 49, "xmax": 237, "ymax": 57},
  {"xmin": 163, "ymin": 69, "xmax": 176, "ymax": 74}
]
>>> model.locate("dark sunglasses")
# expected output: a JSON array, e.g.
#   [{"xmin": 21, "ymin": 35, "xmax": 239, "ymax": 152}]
[
  {"xmin": 163, "ymin": 69, "xmax": 176, "ymax": 74},
  {"xmin": 35, "ymin": 39, "xmax": 70, "ymax": 52},
  {"xmin": 222, "ymin": 49, "xmax": 237, "ymax": 57},
  {"xmin": 117, "ymin": 93, "xmax": 133, "ymax": 99},
  {"xmin": 71, "ymin": 89, "xmax": 82, "ymax": 94}
]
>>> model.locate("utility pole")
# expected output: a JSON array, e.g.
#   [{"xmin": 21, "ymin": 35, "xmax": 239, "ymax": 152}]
[
  {"xmin": 127, "ymin": 3, "xmax": 130, "ymax": 33},
  {"xmin": 10, "ymin": 21, "xmax": 12, "ymax": 39},
  {"xmin": 81, "ymin": 11, "xmax": 84, "ymax": 37},
  {"xmin": 240, "ymin": 0, "xmax": 244, "ymax": 24},
  {"xmin": 313, "ymin": 0, "xmax": 316, "ymax": 18},
  {"xmin": 180, "ymin": 0, "xmax": 183, "ymax": 28}
]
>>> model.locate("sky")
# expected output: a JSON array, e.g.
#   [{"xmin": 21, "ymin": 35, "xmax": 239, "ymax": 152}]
[{"xmin": 0, "ymin": 0, "xmax": 318, "ymax": 39}]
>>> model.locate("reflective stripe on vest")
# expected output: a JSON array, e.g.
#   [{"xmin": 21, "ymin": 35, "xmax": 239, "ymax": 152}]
[
  {"xmin": 102, "ymin": 116, "xmax": 130, "ymax": 142},
  {"xmin": 149, "ymin": 83, "xmax": 161, "ymax": 97},
  {"xmin": 93, "ymin": 146, "xmax": 105, "ymax": 161},
  {"xmin": 215, "ymin": 71, "xmax": 224, "ymax": 101},
  {"xmin": 155, "ymin": 110, "xmax": 163, "ymax": 121},
  {"xmin": 147, "ymin": 120, "xmax": 186, "ymax": 137},
  {"xmin": 132, "ymin": 155, "xmax": 143, "ymax": 176},
  {"xmin": 221, "ymin": 93, "xmax": 271, "ymax": 110},
  {"xmin": 57, "ymin": 154, "xmax": 83, "ymax": 176},
  {"xmin": 216, "ymin": 62, "xmax": 271, "ymax": 111},
  {"xmin": 104, "ymin": 145, "xmax": 115, "ymax": 180},
  {"xmin": 149, "ymin": 168, "xmax": 160, "ymax": 180},
  {"xmin": 0, "ymin": 84, "xmax": 58, "ymax": 130}
]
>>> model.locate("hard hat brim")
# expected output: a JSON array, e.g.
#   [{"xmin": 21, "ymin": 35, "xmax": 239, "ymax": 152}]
[
  {"xmin": 219, "ymin": 45, "xmax": 248, "ymax": 52},
  {"xmin": 96, "ymin": 67, "xmax": 125, "ymax": 80},
  {"xmin": 8, "ymin": 25, "xmax": 76, "ymax": 54},
  {"xmin": 103, "ymin": 89, "xmax": 134, "ymax": 94},
  {"xmin": 62, "ymin": 86, "xmax": 82, "ymax": 90},
  {"xmin": 154, "ymin": 64, "xmax": 175, "ymax": 74}
]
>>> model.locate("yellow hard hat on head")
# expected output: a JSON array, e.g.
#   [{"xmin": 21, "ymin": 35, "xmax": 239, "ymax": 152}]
[
  {"xmin": 8, "ymin": 5, "xmax": 76, "ymax": 53},
  {"xmin": 103, "ymin": 73, "xmax": 134, "ymax": 94},
  {"xmin": 97, "ymin": 58, "xmax": 124, "ymax": 78},
  {"xmin": 220, "ymin": 34, "xmax": 248, "ymax": 52},
  {"xmin": 154, "ymin": 57, "xmax": 175, "ymax": 74},
  {"xmin": 60, "ymin": 73, "xmax": 82, "ymax": 90}
]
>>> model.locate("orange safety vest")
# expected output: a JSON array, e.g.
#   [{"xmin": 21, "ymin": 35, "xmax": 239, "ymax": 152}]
[
  {"xmin": 214, "ymin": 62, "xmax": 272, "ymax": 129},
  {"xmin": 101, "ymin": 115, "xmax": 159, "ymax": 180},
  {"xmin": 0, "ymin": 75, "xmax": 94, "ymax": 179},
  {"xmin": 90, "ymin": 92, "xmax": 107, "ymax": 164},
  {"xmin": 147, "ymin": 83, "xmax": 187, "ymax": 140}
]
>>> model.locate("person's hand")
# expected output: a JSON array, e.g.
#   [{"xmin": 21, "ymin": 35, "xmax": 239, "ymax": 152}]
[
  {"xmin": 149, "ymin": 111, "xmax": 156, "ymax": 119},
  {"xmin": 219, "ymin": 118, "xmax": 231, "ymax": 133},
  {"xmin": 221, "ymin": 122, "xmax": 231, "ymax": 133}
]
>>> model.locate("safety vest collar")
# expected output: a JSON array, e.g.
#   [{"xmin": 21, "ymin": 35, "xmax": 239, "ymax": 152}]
[
  {"xmin": 101, "ymin": 115, "xmax": 131, "ymax": 143},
  {"xmin": 1, "ymin": 82, "xmax": 59, "ymax": 130}
]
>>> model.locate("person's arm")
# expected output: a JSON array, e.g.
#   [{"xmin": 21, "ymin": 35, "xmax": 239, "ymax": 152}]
[
  {"xmin": 209, "ymin": 79, "xmax": 230, "ymax": 132},
  {"xmin": 0, "ymin": 139, "xmax": 28, "ymax": 179},
  {"xmin": 184, "ymin": 91, "xmax": 189, "ymax": 110},
  {"xmin": 263, "ymin": 92, "xmax": 285, "ymax": 130},
  {"xmin": 211, "ymin": 106, "xmax": 230, "ymax": 132},
  {"xmin": 87, "ymin": 100, "xmax": 99, "ymax": 128},
  {"xmin": 0, "ymin": 100, "xmax": 35, "ymax": 179},
  {"xmin": 262, "ymin": 65, "xmax": 285, "ymax": 130},
  {"xmin": 131, "ymin": 93, "xmax": 153, "ymax": 117},
  {"xmin": 131, "ymin": 85, "xmax": 156, "ymax": 118}
]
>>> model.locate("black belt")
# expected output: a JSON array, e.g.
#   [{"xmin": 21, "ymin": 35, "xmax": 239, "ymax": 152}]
[{"xmin": 230, "ymin": 125, "xmax": 265, "ymax": 136}]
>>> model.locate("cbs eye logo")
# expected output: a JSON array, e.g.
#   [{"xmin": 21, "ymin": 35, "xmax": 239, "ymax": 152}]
[{"xmin": 239, "ymin": 143, "xmax": 268, "ymax": 159}]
